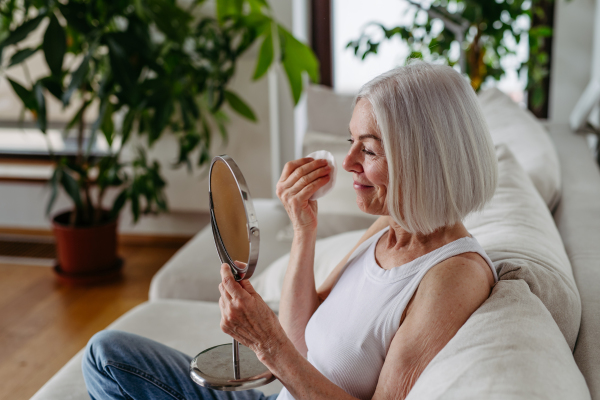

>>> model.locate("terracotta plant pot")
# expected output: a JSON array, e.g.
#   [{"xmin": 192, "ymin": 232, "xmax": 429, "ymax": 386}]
[{"xmin": 52, "ymin": 210, "xmax": 122, "ymax": 284}]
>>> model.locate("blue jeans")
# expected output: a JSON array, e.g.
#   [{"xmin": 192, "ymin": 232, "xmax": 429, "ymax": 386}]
[{"xmin": 82, "ymin": 330, "xmax": 279, "ymax": 400}]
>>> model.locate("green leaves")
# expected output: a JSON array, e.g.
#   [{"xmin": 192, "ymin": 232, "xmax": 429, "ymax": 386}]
[
  {"xmin": 43, "ymin": 15, "xmax": 66, "ymax": 77},
  {"xmin": 278, "ymin": 26, "xmax": 319, "ymax": 104},
  {"xmin": 253, "ymin": 28, "xmax": 273, "ymax": 79},
  {"xmin": 60, "ymin": 166, "xmax": 83, "ymax": 210},
  {"xmin": 2, "ymin": 0, "xmax": 318, "ymax": 227},
  {"xmin": 62, "ymin": 54, "xmax": 90, "ymax": 106},
  {"xmin": 224, "ymin": 90, "xmax": 256, "ymax": 121},
  {"xmin": 0, "ymin": 13, "xmax": 46, "ymax": 63},
  {"xmin": 7, "ymin": 78, "xmax": 36, "ymax": 111},
  {"xmin": 121, "ymin": 107, "xmax": 136, "ymax": 146},
  {"xmin": 34, "ymin": 82, "xmax": 46, "ymax": 133},
  {"xmin": 101, "ymin": 101, "xmax": 115, "ymax": 147},
  {"xmin": 216, "ymin": 0, "xmax": 244, "ymax": 23},
  {"xmin": 46, "ymin": 167, "xmax": 61, "ymax": 217},
  {"xmin": 8, "ymin": 47, "xmax": 38, "ymax": 67},
  {"xmin": 144, "ymin": 0, "xmax": 192, "ymax": 42},
  {"xmin": 110, "ymin": 189, "xmax": 129, "ymax": 221},
  {"xmin": 106, "ymin": 36, "xmax": 136, "ymax": 92},
  {"xmin": 127, "ymin": 148, "xmax": 168, "ymax": 222}
]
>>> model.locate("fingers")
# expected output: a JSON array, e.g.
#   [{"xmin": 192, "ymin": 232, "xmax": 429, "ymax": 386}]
[
  {"xmin": 239, "ymin": 279, "xmax": 258, "ymax": 296},
  {"xmin": 298, "ymin": 175, "xmax": 331, "ymax": 199},
  {"xmin": 220, "ymin": 264, "xmax": 249, "ymax": 301},
  {"xmin": 279, "ymin": 157, "xmax": 314, "ymax": 182},
  {"xmin": 288, "ymin": 165, "xmax": 331, "ymax": 198},
  {"xmin": 277, "ymin": 159, "xmax": 330, "ymax": 196},
  {"xmin": 219, "ymin": 281, "xmax": 232, "ymax": 301}
]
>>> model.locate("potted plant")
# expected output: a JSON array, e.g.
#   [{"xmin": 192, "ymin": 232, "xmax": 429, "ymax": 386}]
[{"xmin": 0, "ymin": 0, "xmax": 318, "ymax": 283}]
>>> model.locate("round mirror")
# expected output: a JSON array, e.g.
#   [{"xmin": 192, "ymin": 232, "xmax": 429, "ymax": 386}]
[
  {"xmin": 208, "ymin": 156, "xmax": 259, "ymax": 281},
  {"xmin": 190, "ymin": 155, "xmax": 274, "ymax": 391}
]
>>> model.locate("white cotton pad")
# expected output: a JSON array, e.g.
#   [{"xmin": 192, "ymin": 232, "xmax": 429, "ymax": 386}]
[{"xmin": 306, "ymin": 150, "xmax": 337, "ymax": 200}]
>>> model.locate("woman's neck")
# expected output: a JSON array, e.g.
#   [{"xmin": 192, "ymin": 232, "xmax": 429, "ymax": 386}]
[{"xmin": 384, "ymin": 219, "xmax": 470, "ymax": 255}]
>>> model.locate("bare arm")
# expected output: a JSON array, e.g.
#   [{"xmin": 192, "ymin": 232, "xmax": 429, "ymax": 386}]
[
  {"xmin": 372, "ymin": 254, "xmax": 494, "ymax": 399},
  {"xmin": 278, "ymin": 229, "xmax": 320, "ymax": 356},
  {"xmin": 275, "ymin": 158, "xmax": 331, "ymax": 356}
]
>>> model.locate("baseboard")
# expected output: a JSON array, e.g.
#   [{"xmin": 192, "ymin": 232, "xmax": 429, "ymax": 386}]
[{"xmin": 0, "ymin": 227, "xmax": 193, "ymax": 247}]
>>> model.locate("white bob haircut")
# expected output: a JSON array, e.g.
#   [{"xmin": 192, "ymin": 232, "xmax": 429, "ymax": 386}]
[{"xmin": 356, "ymin": 61, "xmax": 498, "ymax": 235}]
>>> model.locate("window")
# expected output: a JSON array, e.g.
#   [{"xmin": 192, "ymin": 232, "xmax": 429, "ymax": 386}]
[{"xmin": 330, "ymin": 0, "xmax": 529, "ymax": 107}]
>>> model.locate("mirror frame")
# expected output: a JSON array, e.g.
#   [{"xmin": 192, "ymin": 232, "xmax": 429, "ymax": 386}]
[{"xmin": 208, "ymin": 155, "xmax": 260, "ymax": 281}]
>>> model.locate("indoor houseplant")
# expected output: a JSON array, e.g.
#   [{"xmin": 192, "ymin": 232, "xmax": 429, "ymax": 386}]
[
  {"xmin": 346, "ymin": 0, "xmax": 555, "ymax": 117},
  {"xmin": 0, "ymin": 0, "xmax": 318, "ymax": 282}
]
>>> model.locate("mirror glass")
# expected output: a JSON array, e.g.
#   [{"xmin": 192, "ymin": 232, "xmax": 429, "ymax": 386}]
[{"xmin": 210, "ymin": 159, "xmax": 249, "ymax": 266}]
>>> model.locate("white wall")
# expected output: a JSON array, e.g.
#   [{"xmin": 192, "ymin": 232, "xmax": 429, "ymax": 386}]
[
  {"xmin": 549, "ymin": 0, "xmax": 596, "ymax": 123},
  {"xmin": 0, "ymin": 1, "xmax": 300, "ymax": 235}
]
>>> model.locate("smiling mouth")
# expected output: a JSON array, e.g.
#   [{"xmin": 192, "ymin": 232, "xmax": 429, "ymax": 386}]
[{"xmin": 353, "ymin": 181, "xmax": 374, "ymax": 190}]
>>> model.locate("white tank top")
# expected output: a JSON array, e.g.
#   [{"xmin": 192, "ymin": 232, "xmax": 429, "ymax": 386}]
[{"xmin": 276, "ymin": 228, "xmax": 498, "ymax": 400}]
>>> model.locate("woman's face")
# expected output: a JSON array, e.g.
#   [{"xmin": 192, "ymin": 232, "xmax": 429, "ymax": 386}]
[{"xmin": 343, "ymin": 99, "xmax": 389, "ymax": 216}]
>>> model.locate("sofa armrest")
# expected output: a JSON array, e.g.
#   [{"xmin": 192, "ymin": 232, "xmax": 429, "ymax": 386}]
[
  {"xmin": 149, "ymin": 199, "xmax": 292, "ymax": 302},
  {"xmin": 547, "ymin": 123, "xmax": 600, "ymax": 399}
]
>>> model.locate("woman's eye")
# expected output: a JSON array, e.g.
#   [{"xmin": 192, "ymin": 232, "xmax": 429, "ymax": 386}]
[
  {"xmin": 362, "ymin": 148, "xmax": 376, "ymax": 156},
  {"xmin": 348, "ymin": 138, "xmax": 376, "ymax": 156}
]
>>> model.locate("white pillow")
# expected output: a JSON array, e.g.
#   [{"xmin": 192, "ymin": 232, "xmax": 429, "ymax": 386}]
[
  {"xmin": 253, "ymin": 144, "xmax": 580, "ymax": 350},
  {"xmin": 478, "ymin": 88, "xmax": 561, "ymax": 209}
]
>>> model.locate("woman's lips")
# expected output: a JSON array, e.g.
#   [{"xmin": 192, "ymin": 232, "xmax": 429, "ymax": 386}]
[{"xmin": 353, "ymin": 181, "xmax": 373, "ymax": 190}]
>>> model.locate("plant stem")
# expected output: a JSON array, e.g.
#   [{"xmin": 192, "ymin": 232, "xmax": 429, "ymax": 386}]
[
  {"xmin": 20, "ymin": 58, "xmax": 33, "ymax": 86},
  {"xmin": 84, "ymin": 181, "xmax": 93, "ymax": 224},
  {"xmin": 95, "ymin": 187, "xmax": 106, "ymax": 224},
  {"xmin": 77, "ymin": 98, "xmax": 87, "ymax": 165},
  {"xmin": 74, "ymin": 96, "xmax": 88, "ymax": 226}
]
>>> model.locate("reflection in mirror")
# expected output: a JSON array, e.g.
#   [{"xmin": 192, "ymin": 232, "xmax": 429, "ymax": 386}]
[{"xmin": 210, "ymin": 159, "xmax": 250, "ymax": 269}]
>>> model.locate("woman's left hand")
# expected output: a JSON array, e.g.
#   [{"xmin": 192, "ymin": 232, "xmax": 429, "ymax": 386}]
[{"xmin": 218, "ymin": 263, "xmax": 287, "ymax": 362}]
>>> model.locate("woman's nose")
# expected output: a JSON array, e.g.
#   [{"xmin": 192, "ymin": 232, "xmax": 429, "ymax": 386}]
[{"xmin": 343, "ymin": 148, "xmax": 363, "ymax": 173}]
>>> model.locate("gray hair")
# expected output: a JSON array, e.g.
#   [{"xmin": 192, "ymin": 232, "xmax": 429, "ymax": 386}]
[{"xmin": 356, "ymin": 62, "xmax": 497, "ymax": 234}]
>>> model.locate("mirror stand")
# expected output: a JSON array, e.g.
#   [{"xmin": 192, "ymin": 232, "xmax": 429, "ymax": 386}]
[{"xmin": 189, "ymin": 155, "xmax": 275, "ymax": 391}]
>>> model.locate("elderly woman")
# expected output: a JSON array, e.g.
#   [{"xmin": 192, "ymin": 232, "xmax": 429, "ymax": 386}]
[{"xmin": 82, "ymin": 62, "xmax": 498, "ymax": 400}]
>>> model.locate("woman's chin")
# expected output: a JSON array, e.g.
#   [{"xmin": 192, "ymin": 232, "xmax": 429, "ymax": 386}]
[{"xmin": 355, "ymin": 198, "xmax": 386, "ymax": 216}]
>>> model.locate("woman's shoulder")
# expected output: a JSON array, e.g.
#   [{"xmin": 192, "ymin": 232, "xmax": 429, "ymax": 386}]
[
  {"xmin": 400, "ymin": 251, "xmax": 495, "ymax": 329},
  {"xmin": 419, "ymin": 251, "xmax": 495, "ymax": 300}
]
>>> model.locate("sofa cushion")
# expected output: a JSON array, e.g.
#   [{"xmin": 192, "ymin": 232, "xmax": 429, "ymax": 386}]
[
  {"xmin": 30, "ymin": 300, "xmax": 284, "ymax": 400},
  {"xmin": 464, "ymin": 143, "xmax": 580, "ymax": 349},
  {"xmin": 253, "ymin": 144, "xmax": 581, "ymax": 350},
  {"xmin": 150, "ymin": 199, "xmax": 292, "ymax": 302},
  {"xmin": 478, "ymin": 88, "xmax": 561, "ymax": 209},
  {"xmin": 406, "ymin": 280, "xmax": 590, "ymax": 400}
]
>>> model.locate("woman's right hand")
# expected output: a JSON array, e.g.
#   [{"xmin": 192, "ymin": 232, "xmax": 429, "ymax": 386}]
[{"xmin": 276, "ymin": 157, "xmax": 331, "ymax": 235}]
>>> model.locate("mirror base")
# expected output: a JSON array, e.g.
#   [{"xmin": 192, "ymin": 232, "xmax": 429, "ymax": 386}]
[{"xmin": 190, "ymin": 343, "xmax": 275, "ymax": 391}]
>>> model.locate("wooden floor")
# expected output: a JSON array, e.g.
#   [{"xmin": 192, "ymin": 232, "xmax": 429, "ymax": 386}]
[{"xmin": 0, "ymin": 243, "xmax": 184, "ymax": 400}]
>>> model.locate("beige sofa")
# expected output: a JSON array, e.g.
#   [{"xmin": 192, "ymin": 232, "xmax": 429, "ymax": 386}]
[{"xmin": 31, "ymin": 88, "xmax": 600, "ymax": 399}]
